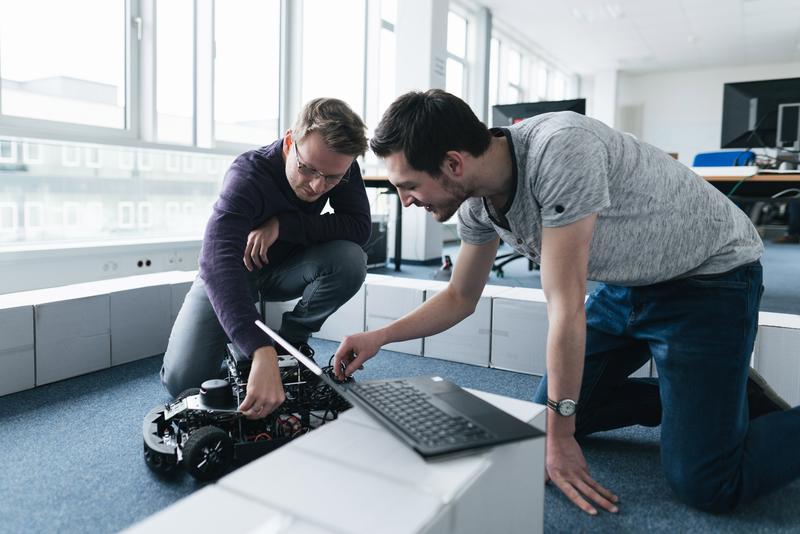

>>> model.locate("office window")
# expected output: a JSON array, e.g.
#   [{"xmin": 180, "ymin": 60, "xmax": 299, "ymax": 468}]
[
  {"xmin": 378, "ymin": 26, "xmax": 396, "ymax": 121},
  {"xmin": 0, "ymin": 203, "xmax": 17, "ymax": 233},
  {"xmin": 156, "ymin": 0, "xmax": 195, "ymax": 145},
  {"xmin": 488, "ymin": 38, "xmax": 500, "ymax": 113},
  {"xmin": 549, "ymin": 71, "xmax": 568, "ymax": 101},
  {"xmin": 301, "ymin": 0, "xmax": 366, "ymax": 115},
  {"xmin": 0, "ymin": 139, "xmax": 17, "ymax": 163},
  {"xmin": 446, "ymin": 11, "xmax": 468, "ymax": 99},
  {"xmin": 24, "ymin": 202, "xmax": 44, "ymax": 230},
  {"xmin": 0, "ymin": 0, "xmax": 126, "ymax": 129},
  {"xmin": 506, "ymin": 48, "xmax": 523, "ymax": 104},
  {"xmin": 214, "ymin": 0, "xmax": 281, "ymax": 145},
  {"xmin": 22, "ymin": 142, "xmax": 43, "ymax": 164},
  {"xmin": 381, "ymin": 0, "xmax": 397, "ymax": 26},
  {"xmin": 537, "ymin": 65, "xmax": 549, "ymax": 100}
]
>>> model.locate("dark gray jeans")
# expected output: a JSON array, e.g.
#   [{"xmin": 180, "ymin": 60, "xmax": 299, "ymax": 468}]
[{"xmin": 161, "ymin": 240, "xmax": 367, "ymax": 396}]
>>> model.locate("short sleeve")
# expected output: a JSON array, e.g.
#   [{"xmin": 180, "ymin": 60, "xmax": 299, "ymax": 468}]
[
  {"xmin": 534, "ymin": 127, "xmax": 611, "ymax": 228},
  {"xmin": 456, "ymin": 198, "xmax": 497, "ymax": 245}
]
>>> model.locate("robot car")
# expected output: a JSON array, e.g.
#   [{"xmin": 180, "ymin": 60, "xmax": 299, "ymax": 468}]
[{"xmin": 143, "ymin": 343, "xmax": 351, "ymax": 481}]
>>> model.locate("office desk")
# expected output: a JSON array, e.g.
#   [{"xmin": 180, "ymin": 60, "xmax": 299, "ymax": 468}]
[
  {"xmin": 364, "ymin": 176, "xmax": 402, "ymax": 271},
  {"xmin": 125, "ymin": 390, "xmax": 546, "ymax": 534},
  {"xmin": 693, "ymin": 168, "xmax": 800, "ymax": 199}
]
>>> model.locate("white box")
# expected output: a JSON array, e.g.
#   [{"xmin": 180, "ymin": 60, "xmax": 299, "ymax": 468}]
[
  {"xmin": 423, "ymin": 284, "xmax": 509, "ymax": 367},
  {"xmin": 35, "ymin": 293, "xmax": 110, "ymax": 385},
  {"xmin": 264, "ymin": 298, "xmax": 302, "ymax": 331},
  {"xmin": 754, "ymin": 312, "xmax": 800, "ymax": 406},
  {"xmin": 122, "ymin": 485, "xmax": 330, "ymax": 534},
  {"xmin": 315, "ymin": 285, "xmax": 366, "ymax": 342},
  {"xmin": 491, "ymin": 288, "xmax": 548, "ymax": 375},
  {"xmin": 110, "ymin": 284, "xmax": 172, "ymax": 365},
  {"xmin": 218, "ymin": 445, "xmax": 443, "ymax": 534},
  {"xmin": 0, "ymin": 305, "xmax": 35, "ymax": 396},
  {"xmin": 365, "ymin": 275, "xmax": 431, "ymax": 355},
  {"xmin": 132, "ymin": 389, "xmax": 545, "ymax": 534}
]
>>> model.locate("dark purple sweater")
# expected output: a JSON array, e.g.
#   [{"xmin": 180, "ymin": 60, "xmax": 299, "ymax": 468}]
[{"xmin": 199, "ymin": 139, "xmax": 371, "ymax": 357}]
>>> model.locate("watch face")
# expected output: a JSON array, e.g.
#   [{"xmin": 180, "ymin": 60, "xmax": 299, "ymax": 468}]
[{"xmin": 558, "ymin": 399, "xmax": 577, "ymax": 416}]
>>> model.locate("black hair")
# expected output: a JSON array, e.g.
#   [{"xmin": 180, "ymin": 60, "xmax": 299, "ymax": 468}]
[{"xmin": 370, "ymin": 89, "xmax": 491, "ymax": 175}]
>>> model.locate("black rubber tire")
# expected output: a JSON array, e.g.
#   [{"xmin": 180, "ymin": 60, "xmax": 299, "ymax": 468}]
[
  {"xmin": 182, "ymin": 426, "xmax": 233, "ymax": 481},
  {"xmin": 143, "ymin": 441, "xmax": 177, "ymax": 474}
]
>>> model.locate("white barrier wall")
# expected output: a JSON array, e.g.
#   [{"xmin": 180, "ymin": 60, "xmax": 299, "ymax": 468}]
[{"xmin": 1, "ymin": 273, "xmax": 797, "ymax": 402}]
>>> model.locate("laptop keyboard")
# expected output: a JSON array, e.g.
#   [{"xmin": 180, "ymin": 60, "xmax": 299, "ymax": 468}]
[{"xmin": 349, "ymin": 380, "xmax": 496, "ymax": 448}]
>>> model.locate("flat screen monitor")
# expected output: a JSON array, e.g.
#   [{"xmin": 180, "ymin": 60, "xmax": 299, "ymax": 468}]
[
  {"xmin": 492, "ymin": 98, "xmax": 586, "ymax": 127},
  {"xmin": 721, "ymin": 77, "xmax": 800, "ymax": 150}
]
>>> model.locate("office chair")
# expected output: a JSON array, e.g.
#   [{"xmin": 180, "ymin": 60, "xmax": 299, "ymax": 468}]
[
  {"xmin": 692, "ymin": 150, "xmax": 755, "ymax": 167},
  {"xmin": 693, "ymin": 150, "xmax": 766, "ymax": 224},
  {"xmin": 491, "ymin": 250, "xmax": 537, "ymax": 278}
]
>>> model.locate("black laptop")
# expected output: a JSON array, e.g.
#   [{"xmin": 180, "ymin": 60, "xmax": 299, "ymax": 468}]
[{"xmin": 255, "ymin": 320, "xmax": 544, "ymax": 460}]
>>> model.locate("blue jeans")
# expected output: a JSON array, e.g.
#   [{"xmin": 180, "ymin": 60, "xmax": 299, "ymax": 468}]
[
  {"xmin": 534, "ymin": 261, "xmax": 800, "ymax": 512},
  {"xmin": 788, "ymin": 202, "xmax": 800, "ymax": 236},
  {"xmin": 161, "ymin": 240, "xmax": 366, "ymax": 397}
]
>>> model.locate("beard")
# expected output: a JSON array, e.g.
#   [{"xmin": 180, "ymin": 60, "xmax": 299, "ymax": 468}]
[{"xmin": 431, "ymin": 174, "xmax": 471, "ymax": 222}]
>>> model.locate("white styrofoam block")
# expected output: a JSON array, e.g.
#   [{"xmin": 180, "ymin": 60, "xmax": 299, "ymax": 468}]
[
  {"xmin": 34, "ymin": 295, "xmax": 110, "ymax": 385},
  {"xmin": 0, "ymin": 305, "xmax": 35, "ymax": 396},
  {"xmin": 264, "ymin": 298, "xmax": 302, "ymax": 331},
  {"xmin": 121, "ymin": 485, "xmax": 301, "ymax": 534},
  {"xmin": 365, "ymin": 282, "xmax": 424, "ymax": 355},
  {"xmin": 110, "ymin": 284, "xmax": 172, "ymax": 365},
  {"xmin": 759, "ymin": 311, "xmax": 800, "ymax": 329},
  {"xmin": 315, "ymin": 285, "xmax": 366, "ymax": 342},
  {"xmin": 754, "ymin": 325, "xmax": 800, "ymax": 406},
  {"xmin": 491, "ymin": 291, "xmax": 548, "ymax": 375},
  {"xmin": 293, "ymin": 416, "xmax": 489, "ymax": 504},
  {"xmin": 423, "ymin": 292, "xmax": 492, "ymax": 367},
  {"xmin": 218, "ymin": 445, "xmax": 442, "ymax": 534}
]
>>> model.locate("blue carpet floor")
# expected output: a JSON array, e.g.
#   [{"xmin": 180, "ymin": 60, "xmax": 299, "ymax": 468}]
[{"xmin": 1, "ymin": 338, "xmax": 799, "ymax": 533}]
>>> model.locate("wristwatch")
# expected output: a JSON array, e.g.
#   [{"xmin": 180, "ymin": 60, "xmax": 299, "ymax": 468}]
[{"xmin": 546, "ymin": 397, "xmax": 578, "ymax": 417}]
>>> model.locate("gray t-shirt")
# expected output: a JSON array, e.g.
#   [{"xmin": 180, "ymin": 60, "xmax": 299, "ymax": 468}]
[{"xmin": 457, "ymin": 112, "xmax": 763, "ymax": 286}]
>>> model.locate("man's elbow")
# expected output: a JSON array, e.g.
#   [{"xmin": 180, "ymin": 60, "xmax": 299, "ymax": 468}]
[{"xmin": 355, "ymin": 217, "xmax": 371, "ymax": 246}]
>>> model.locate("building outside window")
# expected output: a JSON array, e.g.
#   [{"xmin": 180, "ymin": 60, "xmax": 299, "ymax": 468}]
[
  {"xmin": 301, "ymin": 0, "xmax": 366, "ymax": 118},
  {"xmin": 0, "ymin": 0, "xmax": 126, "ymax": 129},
  {"xmin": 214, "ymin": 0, "xmax": 281, "ymax": 146}
]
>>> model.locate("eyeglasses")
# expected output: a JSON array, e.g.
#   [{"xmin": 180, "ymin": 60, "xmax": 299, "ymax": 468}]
[{"xmin": 293, "ymin": 141, "xmax": 349, "ymax": 185}]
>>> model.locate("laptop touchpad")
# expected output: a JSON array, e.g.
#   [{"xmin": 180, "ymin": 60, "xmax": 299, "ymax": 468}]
[{"xmin": 436, "ymin": 391, "xmax": 495, "ymax": 415}]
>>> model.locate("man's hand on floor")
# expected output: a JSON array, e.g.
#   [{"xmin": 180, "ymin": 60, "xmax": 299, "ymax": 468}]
[
  {"xmin": 546, "ymin": 433, "xmax": 619, "ymax": 515},
  {"xmin": 238, "ymin": 346, "xmax": 285, "ymax": 419}
]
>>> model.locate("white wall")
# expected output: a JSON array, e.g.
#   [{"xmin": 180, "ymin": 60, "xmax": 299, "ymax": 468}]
[{"xmin": 616, "ymin": 61, "xmax": 800, "ymax": 166}]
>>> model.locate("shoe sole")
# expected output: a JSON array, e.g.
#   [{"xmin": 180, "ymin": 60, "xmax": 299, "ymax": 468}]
[{"xmin": 748, "ymin": 367, "xmax": 791, "ymax": 411}]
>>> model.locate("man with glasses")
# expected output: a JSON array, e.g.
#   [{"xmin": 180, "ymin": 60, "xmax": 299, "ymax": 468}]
[{"xmin": 162, "ymin": 98, "xmax": 370, "ymax": 420}]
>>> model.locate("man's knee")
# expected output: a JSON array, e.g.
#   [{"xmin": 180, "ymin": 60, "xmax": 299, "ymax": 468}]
[
  {"xmin": 331, "ymin": 240, "xmax": 367, "ymax": 291},
  {"xmin": 665, "ymin": 466, "xmax": 740, "ymax": 513},
  {"xmin": 160, "ymin": 364, "xmax": 186, "ymax": 399}
]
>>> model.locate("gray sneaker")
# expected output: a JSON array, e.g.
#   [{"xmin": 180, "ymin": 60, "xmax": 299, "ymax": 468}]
[{"xmin": 747, "ymin": 367, "xmax": 791, "ymax": 419}]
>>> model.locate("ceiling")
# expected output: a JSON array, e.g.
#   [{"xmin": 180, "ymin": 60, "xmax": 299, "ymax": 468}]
[{"xmin": 480, "ymin": 0, "xmax": 800, "ymax": 75}]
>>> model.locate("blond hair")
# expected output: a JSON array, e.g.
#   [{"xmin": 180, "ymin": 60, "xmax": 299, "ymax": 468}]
[{"xmin": 292, "ymin": 98, "xmax": 368, "ymax": 157}]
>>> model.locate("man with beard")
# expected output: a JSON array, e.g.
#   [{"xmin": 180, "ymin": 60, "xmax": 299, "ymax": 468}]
[
  {"xmin": 334, "ymin": 89, "xmax": 796, "ymax": 514},
  {"xmin": 162, "ymin": 98, "xmax": 371, "ymax": 420}
]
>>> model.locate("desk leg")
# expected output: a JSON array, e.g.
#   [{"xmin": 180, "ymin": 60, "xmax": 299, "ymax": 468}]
[{"xmin": 394, "ymin": 194, "xmax": 402, "ymax": 272}]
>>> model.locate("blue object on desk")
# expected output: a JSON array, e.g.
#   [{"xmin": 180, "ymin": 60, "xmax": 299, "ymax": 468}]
[{"xmin": 693, "ymin": 151, "xmax": 755, "ymax": 167}]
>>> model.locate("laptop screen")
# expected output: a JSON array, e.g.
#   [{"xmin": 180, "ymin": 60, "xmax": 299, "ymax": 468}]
[{"xmin": 255, "ymin": 320, "xmax": 323, "ymax": 376}]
